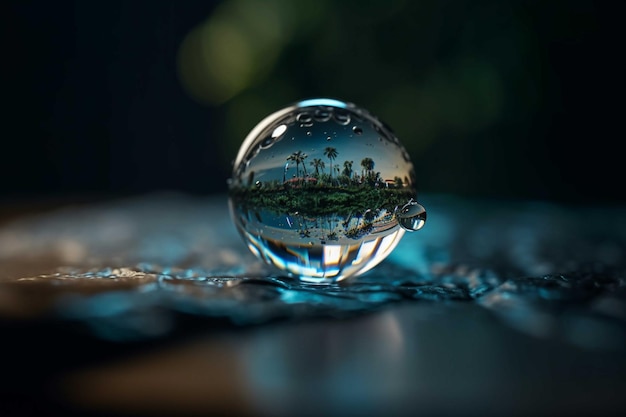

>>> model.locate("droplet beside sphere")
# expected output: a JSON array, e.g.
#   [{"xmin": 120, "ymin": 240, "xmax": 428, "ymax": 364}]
[{"xmin": 228, "ymin": 98, "xmax": 426, "ymax": 284}]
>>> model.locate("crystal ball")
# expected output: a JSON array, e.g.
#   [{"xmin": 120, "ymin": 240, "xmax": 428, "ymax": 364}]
[{"xmin": 228, "ymin": 98, "xmax": 426, "ymax": 284}]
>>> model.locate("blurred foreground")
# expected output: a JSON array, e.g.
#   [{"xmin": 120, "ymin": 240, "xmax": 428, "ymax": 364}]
[{"xmin": 1, "ymin": 192, "xmax": 625, "ymax": 416}]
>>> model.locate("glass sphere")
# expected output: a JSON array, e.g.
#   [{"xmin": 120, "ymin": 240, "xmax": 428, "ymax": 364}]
[{"xmin": 228, "ymin": 98, "xmax": 426, "ymax": 284}]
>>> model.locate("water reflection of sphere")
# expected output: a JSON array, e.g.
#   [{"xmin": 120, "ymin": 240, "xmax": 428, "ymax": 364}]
[{"xmin": 228, "ymin": 98, "xmax": 425, "ymax": 284}]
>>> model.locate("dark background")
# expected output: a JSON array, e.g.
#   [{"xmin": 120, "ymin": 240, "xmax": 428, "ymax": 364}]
[{"xmin": 2, "ymin": 0, "xmax": 624, "ymax": 204}]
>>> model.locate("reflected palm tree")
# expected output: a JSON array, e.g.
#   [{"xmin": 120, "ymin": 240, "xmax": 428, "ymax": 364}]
[
  {"xmin": 324, "ymin": 147, "xmax": 338, "ymax": 178},
  {"xmin": 310, "ymin": 158, "xmax": 325, "ymax": 176},
  {"xmin": 361, "ymin": 157, "xmax": 374, "ymax": 178},
  {"xmin": 342, "ymin": 160, "xmax": 353, "ymax": 178},
  {"xmin": 287, "ymin": 151, "xmax": 308, "ymax": 178}
]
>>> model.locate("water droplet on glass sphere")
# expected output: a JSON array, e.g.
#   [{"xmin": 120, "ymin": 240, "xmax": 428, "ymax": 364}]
[
  {"xmin": 397, "ymin": 200, "xmax": 427, "ymax": 231},
  {"xmin": 228, "ymin": 98, "xmax": 426, "ymax": 284}
]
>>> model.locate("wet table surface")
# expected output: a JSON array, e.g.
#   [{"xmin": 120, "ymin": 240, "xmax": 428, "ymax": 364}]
[{"xmin": 1, "ymin": 193, "xmax": 625, "ymax": 417}]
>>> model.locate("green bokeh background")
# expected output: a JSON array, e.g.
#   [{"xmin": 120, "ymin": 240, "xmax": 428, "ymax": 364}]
[{"xmin": 4, "ymin": 0, "xmax": 624, "ymax": 203}]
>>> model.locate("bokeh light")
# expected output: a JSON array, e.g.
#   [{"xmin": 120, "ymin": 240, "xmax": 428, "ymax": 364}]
[
  {"xmin": 177, "ymin": 0, "xmax": 546, "ymax": 199},
  {"xmin": 3, "ymin": 0, "xmax": 624, "ymax": 202}
]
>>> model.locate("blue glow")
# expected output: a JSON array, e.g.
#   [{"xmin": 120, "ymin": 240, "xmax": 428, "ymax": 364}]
[{"xmin": 296, "ymin": 98, "xmax": 348, "ymax": 108}]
